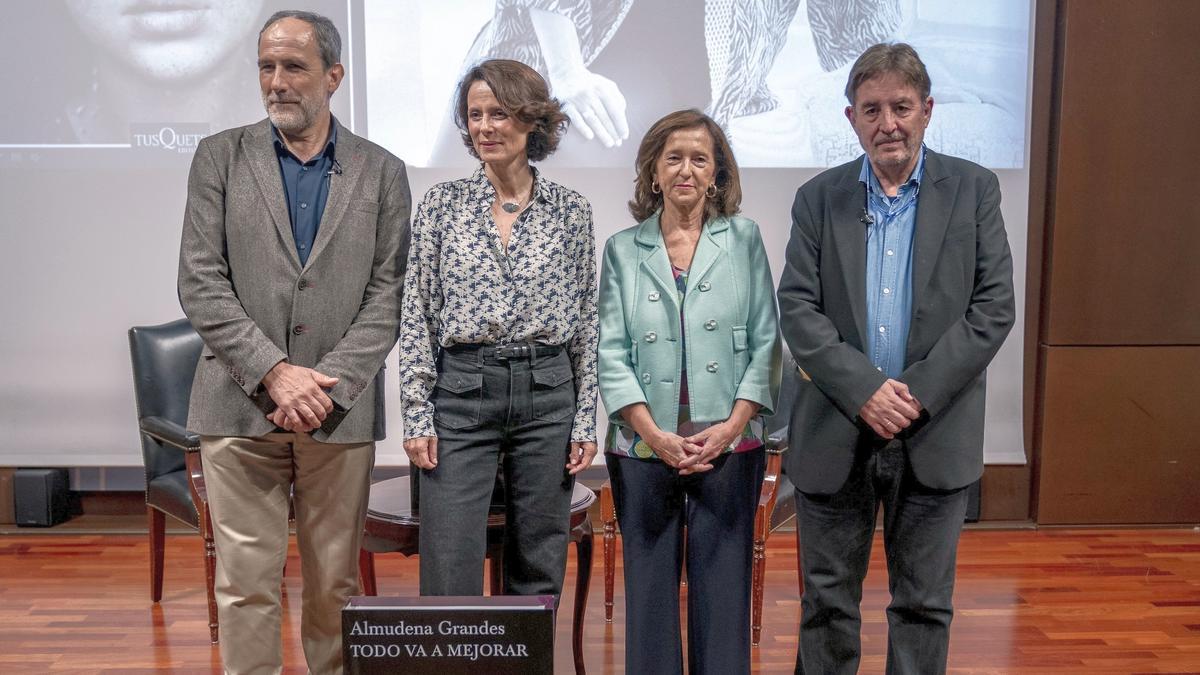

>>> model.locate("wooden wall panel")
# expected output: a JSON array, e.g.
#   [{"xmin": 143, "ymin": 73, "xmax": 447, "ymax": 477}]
[
  {"xmin": 1043, "ymin": 0, "xmax": 1200, "ymax": 345},
  {"xmin": 1037, "ymin": 345, "xmax": 1200, "ymax": 524},
  {"xmin": 980, "ymin": 465, "xmax": 1031, "ymax": 522}
]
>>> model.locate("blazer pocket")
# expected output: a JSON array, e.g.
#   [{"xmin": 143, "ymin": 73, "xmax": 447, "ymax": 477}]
[
  {"xmin": 732, "ymin": 325, "xmax": 749, "ymax": 375},
  {"xmin": 944, "ymin": 224, "xmax": 975, "ymax": 247},
  {"xmin": 352, "ymin": 200, "xmax": 380, "ymax": 215},
  {"xmin": 432, "ymin": 372, "xmax": 484, "ymax": 430},
  {"xmin": 732, "ymin": 325, "xmax": 749, "ymax": 352}
]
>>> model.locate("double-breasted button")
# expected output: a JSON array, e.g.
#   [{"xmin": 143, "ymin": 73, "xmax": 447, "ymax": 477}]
[
  {"xmin": 293, "ymin": 325, "xmax": 306, "ymax": 335},
  {"xmin": 644, "ymin": 331, "xmax": 657, "ymax": 343},
  {"xmin": 642, "ymin": 373, "xmax": 652, "ymax": 384},
  {"xmin": 648, "ymin": 292, "xmax": 660, "ymax": 302},
  {"xmin": 704, "ymin": 319, "xmax": 718, "ymax": 331},
  {"xmin": 698, "ymin": 281, "xmax": 712, "ymax": 292},
  {"xmin": 706, "ymin": 361, "xmax": 719, "ymax": 373}
]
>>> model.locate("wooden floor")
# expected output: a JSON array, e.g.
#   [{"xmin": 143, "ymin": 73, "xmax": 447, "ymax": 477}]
[{"xmin": 1, "ymin": 526, "xmax": 1199, "ymax": 673}]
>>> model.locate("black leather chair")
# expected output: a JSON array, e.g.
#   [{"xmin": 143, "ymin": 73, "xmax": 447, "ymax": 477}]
[{"xmin": 128, "ymin": 318, "xmax": 218, "ymax": 643}]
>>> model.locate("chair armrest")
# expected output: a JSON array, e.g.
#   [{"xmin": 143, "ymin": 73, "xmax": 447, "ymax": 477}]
[
  {"xmin": 140, "ymin": 415, "xmax": 201, "ymax": 452},
  {"xmin": 765, "ymin": 424, "xmax": 789, "ymax": 455}
]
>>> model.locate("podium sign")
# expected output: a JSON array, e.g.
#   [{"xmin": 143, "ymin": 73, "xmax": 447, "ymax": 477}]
[{"xmin": 342, "ymin": 596, "xmax": 554, "ymax": 675}]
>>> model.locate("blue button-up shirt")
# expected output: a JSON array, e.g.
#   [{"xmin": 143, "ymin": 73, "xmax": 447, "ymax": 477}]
[
  {"xmin": 272, "ymin": 121, "xmax": 337, "ymax": 266},
  {"xmin": 861, "ymin": 147, "xmax": 924, "ymax": 379}
]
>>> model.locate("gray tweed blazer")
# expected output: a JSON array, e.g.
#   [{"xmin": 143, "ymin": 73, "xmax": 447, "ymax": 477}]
[{"xmin": 178, "ymin": 118, "xmax": 411, "ymax": 444}]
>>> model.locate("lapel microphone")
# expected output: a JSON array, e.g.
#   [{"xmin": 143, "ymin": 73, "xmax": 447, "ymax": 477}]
[
  {"xmin": 327, "ymin": 158, "xmax": 343, "ymax": 177},
  {"xmin": 860, "ymin": 209, "xmax": 875, "ymax": 226}
]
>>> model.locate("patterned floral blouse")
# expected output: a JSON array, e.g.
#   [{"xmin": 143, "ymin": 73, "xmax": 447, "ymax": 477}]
[
  {"xmin": 607, "ymin": 265, "xmax": 764, "ymax": 458},
  {"xmin": 399, "ymin": 165, "xmax": 599, "ymax": 442}
]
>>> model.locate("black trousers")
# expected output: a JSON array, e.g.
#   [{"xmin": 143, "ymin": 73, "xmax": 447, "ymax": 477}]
[
  {"xmin": 795, "ymin": 439, "xmax": 969, "ymax": 675},
  {"xmin": 607, "ymin": 449, "xmax": 765, "ymax": 675},
  {"xmin": 418, "ymin": 346, "xmax": 576, "ymax": 597}
]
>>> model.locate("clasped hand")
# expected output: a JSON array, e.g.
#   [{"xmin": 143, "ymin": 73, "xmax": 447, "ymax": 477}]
[
  {"xmin": 262, "ymin": 361, "xmax": 339, "ymax": 433},
  {"xmin": 647, "ymin": 421, "xmax": 741, "ymax": 475},
  {"xmin": 859, "ymin": 378, "xmax": 922, "ymax": 440}
]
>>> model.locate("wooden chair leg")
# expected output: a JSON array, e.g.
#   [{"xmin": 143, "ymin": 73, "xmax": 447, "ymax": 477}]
[
  {"xmin": 795, "ymin": 524, "xmax": 804, "ymax": 598},
  {"xmin": 201, "ymin": 505, "xmax": 219, "ymax": 644},
  {"xmin": 752, "ymin": 507, "xmax": 768, "ymax": 646},
  {"xmin": 488, "ymin": 552, "xmax": 503, "ymax": 596},
  {"xmin": 572, "ymin": 518, "xmax": 593, "ymax": 675},
  {"xmin": 600, "ymin": 481, "xmax": 615, "ymax": 623},
  {"xmin": 359, "ymin": 549, "xmax": 377, "ymax": 596},
  {"xmin": 148, "ymin": 506, "xmax": 165, "ymax": 602},
  {"xmin": 680, "ymin": 493, "xmax": 692, "ymax": 586}
]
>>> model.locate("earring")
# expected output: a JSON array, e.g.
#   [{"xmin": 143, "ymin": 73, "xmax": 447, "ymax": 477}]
[
  {"xmin": 651, "ymin": 181, "xmax": 662, "ymax": 195},
  {"xmin": 705, "ymin": 183, "xmax": 717, "ymax": 198}
]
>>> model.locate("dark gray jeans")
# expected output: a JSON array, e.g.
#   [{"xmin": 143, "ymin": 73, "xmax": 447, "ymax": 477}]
[
  {"xmin": 418, "ymin": 345, "xmax": 576, "ymax": 598},
  {"xmin": 795, "ymin": 439, "xmax": 969, "ymax": 675}
]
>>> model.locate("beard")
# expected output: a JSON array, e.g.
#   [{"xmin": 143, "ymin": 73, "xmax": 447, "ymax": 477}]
[
  {"xmin": 870, "ymin": 133, "xmax": 920, "ymax": 169},
  {"xmin": 263, "ymin": 92, "xmax": 323, "ymax": 134}
]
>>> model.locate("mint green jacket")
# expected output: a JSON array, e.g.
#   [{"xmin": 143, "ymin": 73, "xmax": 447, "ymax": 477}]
[{"xmin": 598, "ymin": 213, "xmax": 782, "ymax": 434}]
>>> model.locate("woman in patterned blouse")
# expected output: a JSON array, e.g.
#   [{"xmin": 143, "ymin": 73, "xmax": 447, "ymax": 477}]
[
  {"xmin": 398, "ymin": 59, "xmax": 599, "ymax": 600},
  {"xmin": 597, "ymin": 109, "xmax": 781, "ymax": 675}
]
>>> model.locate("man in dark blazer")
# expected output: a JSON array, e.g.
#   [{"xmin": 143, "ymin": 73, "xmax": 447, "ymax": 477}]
[
  {"xmin": 177, "ymin": 10, "xmax": 410, "ymax": 674},
  {"xmin": 777, "ymin": 43, "xmax": 1015, "ymax": 674}
]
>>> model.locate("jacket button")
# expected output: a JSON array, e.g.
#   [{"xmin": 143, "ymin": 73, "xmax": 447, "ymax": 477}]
[
  {"xmin": 293, "ymin": 325, "xmax": 306, "ymax": 335},
  {"xmin": 698, "ymin": 281, "xmax": 712, "ymax": 291},
  {"xmin": 644, "ymin": 331, "xmax": 657, "ymax": 343},
  {"xmin": 704, "ymin": 319, "xmax": 717, "ymax": 331},
  {"xmin": 648, "ymin": 292, "xmax": 660, "ymax": 301},
  {"xmin": 298, "ymin": 279, "xmax": 308, "ymax": 290},
  {"xmin": 642, "ymin": 373, "xmax": 652, "ymax": 384},
  {"xmin": 706, "ymin": 361, "xmax": 719, "ymax": 373}
]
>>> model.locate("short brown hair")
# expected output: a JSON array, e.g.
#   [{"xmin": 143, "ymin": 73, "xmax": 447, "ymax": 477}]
[
  {"xmin": 453, "ymin": 59, "xmax": 568, "ymax": 162},
  {"xmin": 844, "ymin": 43, "xmax": 931, "ymax": 104},
  {"xmin": 260, "ymin": 11, "xmax": 341, "ymax": 70},
  {"xmin": 629, "ymin": 109, "xmax": 742, "ymax": 223}
]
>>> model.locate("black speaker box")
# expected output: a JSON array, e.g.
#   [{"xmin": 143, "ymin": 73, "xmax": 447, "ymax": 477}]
[{"xmin": 14, "ymin": 468, "xmax": 71, "ymax": 527}]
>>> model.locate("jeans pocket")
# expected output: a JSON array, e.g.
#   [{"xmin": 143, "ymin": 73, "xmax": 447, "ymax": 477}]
[
  {"xmin": 432, "ymin": 371, "xmax": 484, "ymax": 430},
  {"xmin": 531, "ymin": 365, "xmax": 576, "ymax": 422}
]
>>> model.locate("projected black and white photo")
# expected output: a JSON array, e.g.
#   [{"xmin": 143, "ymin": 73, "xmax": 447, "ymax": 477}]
[
  {"xmin": 367, "ymin": 0, "xmax": 1029, "ymax": 168},
  {"xmin": 0, "ymin": 0, "xmax": 353, "ymax": 156}
]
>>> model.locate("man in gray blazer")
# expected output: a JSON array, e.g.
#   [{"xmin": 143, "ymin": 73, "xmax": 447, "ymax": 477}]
[
  {"xmin": 777, "ymin": 43, "xmax": 1014, "ymax": 674},
  {"xmin": 177, "ymin": 10, "xmax": 410, "ymax": 674}
]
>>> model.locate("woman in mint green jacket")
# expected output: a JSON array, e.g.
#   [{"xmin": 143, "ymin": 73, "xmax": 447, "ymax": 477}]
[{"xmin": 597, "ymin": 109, "xmax": 781, "ymax": 675}]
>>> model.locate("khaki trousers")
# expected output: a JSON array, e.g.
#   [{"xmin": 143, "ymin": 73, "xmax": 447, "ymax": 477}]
[{"xmin": 201, "ymin": 433, "xmax": 374, "ymax": 675}]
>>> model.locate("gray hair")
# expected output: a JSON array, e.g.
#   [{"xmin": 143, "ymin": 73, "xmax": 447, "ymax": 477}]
[
  {"xmin": 845, "ymin": 42, "xmax": 931, "ymax": 104},
  {"xmin": 259, "ymin": 10, "xmax": 342, "ymax": 70}
]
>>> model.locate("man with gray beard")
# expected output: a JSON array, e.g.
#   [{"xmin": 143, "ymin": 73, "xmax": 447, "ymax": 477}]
[{"xmin": 177, "ymin": 10, "xmax": 411, "ymax": 674}]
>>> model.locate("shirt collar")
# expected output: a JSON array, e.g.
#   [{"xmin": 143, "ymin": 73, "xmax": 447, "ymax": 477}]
[
  {"xmin": 470, "ymin": 163, "xmax": 551, "ymax": 205},
  {"xmin": 271, "ymin": 116, "xmax": 338, "ymax": 162},
  {"xmin": 859, "ymin": 144, "xmax": 926, "ymax": 195}
]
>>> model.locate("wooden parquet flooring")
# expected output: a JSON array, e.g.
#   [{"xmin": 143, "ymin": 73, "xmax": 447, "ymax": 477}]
[{"xmin": 1, "ymin": 527, "xmax": 1198, "ymax": 673}]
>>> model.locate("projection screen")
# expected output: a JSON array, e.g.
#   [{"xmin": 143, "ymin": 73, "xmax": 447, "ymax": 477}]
[{"xmin": 0, "ymin": 0, "xmax": 1030, "ymax": 467}]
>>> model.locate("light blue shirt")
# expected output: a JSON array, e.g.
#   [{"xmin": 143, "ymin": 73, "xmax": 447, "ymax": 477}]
[{"xmin": 860, "ymin": 147, "xmax": 925, "ymax": 379}]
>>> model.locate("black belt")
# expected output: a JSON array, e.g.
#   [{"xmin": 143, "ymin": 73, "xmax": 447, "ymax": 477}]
[{"xmin": 445, "ymin": 342, "xmax": 563, "ymax": 361}]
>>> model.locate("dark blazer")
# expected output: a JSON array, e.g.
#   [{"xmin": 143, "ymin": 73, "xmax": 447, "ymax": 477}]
[
  {"xmin": 777, "ymin": 150, "xmax": 1015, "ymax": 494},
  {"xmin": 178, "ymin": 118, "xmax": 412, "ymax": 444}
]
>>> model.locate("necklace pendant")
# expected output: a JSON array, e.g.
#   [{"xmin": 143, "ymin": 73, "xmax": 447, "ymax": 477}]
[{"xmin": 501, "ymin": 201, "xmax": 520, "ymax": 214}]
